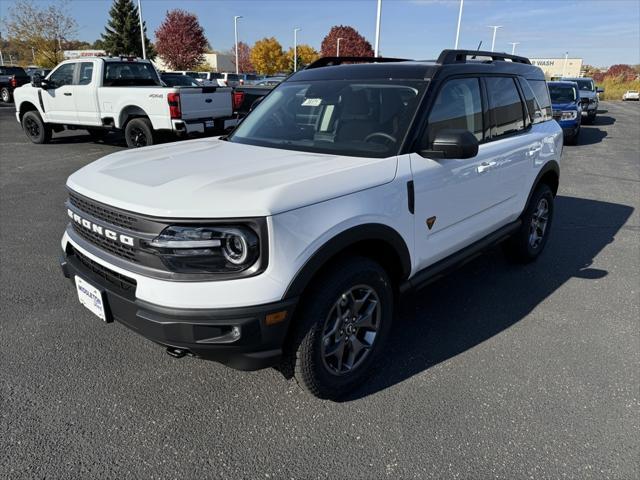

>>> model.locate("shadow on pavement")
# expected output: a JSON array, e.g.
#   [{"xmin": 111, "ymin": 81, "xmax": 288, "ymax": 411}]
[
  {"xmin": 343, "ymin": 195, "xmax": 633, "ymax": 401},
  {"xmin": 592, "ymin": 115, "xmax": 615, "ymax": 126},
  {"xmin": 576, "ymin": 126, "xmax": 608, "ymax": 146}
]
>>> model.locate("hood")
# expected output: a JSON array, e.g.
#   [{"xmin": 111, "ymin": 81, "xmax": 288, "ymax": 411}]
[
  {"xmin": 67, "ymin": 138, "xmax": 398, "ymax": 218},
  {"xmin": 552, "ymin": 101, "xmax": 579, "ymax": 110}
]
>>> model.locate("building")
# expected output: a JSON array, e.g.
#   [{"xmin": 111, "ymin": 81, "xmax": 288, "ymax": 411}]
[
  {"xmin": 152, "ymin": 53, "xmax": 235, "ymax": 73},
  {"xmin": 64, "ymin": 50, "xmax": 107, "ymax": 59},
  {"xmin": 530, "ymin": 58, "xmax": 583, "ymax": 79}
]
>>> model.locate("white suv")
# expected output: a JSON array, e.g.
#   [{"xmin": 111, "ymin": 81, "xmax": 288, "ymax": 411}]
[{"xmin": 60, "ymin": 50, "xmax": 562, "ymax": 399}]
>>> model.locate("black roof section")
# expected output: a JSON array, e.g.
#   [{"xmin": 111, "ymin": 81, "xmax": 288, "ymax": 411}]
[{"xmin": 289, "ymin": 49, "xmax": 545, "ymax": 82}]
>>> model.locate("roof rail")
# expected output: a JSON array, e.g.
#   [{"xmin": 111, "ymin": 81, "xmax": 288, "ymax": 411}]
[
  {"xmin": 437, "ymin": 49, "xmax": 531, "ymax": 65},
  {"xmin": 304, "ymin": 56, "xmax": 410, "ymax": 70}
]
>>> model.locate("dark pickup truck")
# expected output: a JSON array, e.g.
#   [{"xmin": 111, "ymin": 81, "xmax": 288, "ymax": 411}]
[
  {"xmin": 0, "ymin": 66, "xmax": 30, "ymax": 103},
  {"xmin": 232, "ymin": 85, "xmax": 275, "ymax": 117}
]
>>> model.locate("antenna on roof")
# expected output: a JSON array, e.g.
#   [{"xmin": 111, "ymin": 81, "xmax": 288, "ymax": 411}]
[{"xmin": 471, "ymin": 41, "xmax": 482, "ymax": 59}]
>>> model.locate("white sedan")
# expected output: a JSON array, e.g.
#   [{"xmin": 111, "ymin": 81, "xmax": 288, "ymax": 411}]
[{"xmin": 622, "ymin": 90, "xmax": 639, "ymax": 101}]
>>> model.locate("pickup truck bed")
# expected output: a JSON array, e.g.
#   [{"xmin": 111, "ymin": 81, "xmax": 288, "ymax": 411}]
[{"xmin": 233, "ymin": 85, "xmax": 275, "ymax": 117}]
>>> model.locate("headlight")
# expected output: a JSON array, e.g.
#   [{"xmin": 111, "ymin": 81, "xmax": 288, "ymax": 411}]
[
  {"xmin": 561, "ymin": 110, "xmax": 578, "ymax": 120},
  {"xmin": 147, "ymin": 225, "xmax": 260, "ymax": 273}
]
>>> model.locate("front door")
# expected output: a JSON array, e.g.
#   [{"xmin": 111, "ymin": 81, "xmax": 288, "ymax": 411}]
[{"xmin": 41, "ymin": 62, "xmax": 78, "ymax": 124}]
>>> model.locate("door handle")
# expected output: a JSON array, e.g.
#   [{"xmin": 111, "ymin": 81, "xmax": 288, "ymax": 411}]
[
  {"xmin": 477, "ymin": 161, "xmax": 497, "ymax": 174},
  {"xmin": 205, "ymin": 98, "xmax": 212, "ymax": 103},
  {"xmin": 64, "ymin": 92, "xmax": 72, "ymax": 96}
]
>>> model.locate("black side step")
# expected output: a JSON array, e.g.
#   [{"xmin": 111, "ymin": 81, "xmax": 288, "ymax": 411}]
[{"xmin": 400, "ymin": 220, "xmax": 521, "ymax": 294}]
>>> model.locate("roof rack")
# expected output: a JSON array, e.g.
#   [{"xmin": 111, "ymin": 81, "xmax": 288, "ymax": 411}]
[
  {"xmin": 437, "ymin": 49, "xmax": 531, "ymax": 65},
  {"xmin": 305, "ymin": 56, "xmax": 410, "ymax": 70}
]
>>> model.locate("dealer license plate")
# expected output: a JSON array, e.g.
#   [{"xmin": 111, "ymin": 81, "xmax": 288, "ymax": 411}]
[
  {"xmin": 75, "ymin": 276, "xmax": 107, "ymax": 321},
  {"xmin": 205, "ymin": 120, "xmax": 215, "ymax": 128}
]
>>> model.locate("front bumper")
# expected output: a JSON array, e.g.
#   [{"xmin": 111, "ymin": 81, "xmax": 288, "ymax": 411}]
[{"xmin": 60, "ymin": 246, "xmax": 297, "ymax": 371}]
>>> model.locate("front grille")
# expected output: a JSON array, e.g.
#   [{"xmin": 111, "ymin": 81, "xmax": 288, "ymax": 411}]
[
  {"xmin": 72, "ymin": 223, "xmax": 138, "ymax": 263},
  {"xmin": 69, "ymin": 193, "xmax": 138, "ymax": 230},
  {"xmin": 69, "ymin": 245, "xmax": 137, "ymax": 294}
]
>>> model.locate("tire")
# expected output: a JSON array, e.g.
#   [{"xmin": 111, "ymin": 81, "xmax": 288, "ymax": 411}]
[
  {"xmin": 291, "ymin": 256, "xmax": 394, "ymax": 399},
  {"xmin": 1, "ymin": 87, "xmax": 12, "ymax": 103},
  {"xmin": 21, "ymin": 110, "xmax": 52, "ymax": 144},
  {"xmin": 87, "ymin": 128, "xmax": 108, "ymax": 142},
  {"xmin": 504, "ymin": 184, "xmax": 554, "ymax": 263},
  {"xmin": 124, "ymin": 117, "xmax": 154, "ymax": 148}
]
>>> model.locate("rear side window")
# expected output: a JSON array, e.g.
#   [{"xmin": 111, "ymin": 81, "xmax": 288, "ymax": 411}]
[
  {"xmin": 527, "ymin": 79, "xmax": 553, "ymax": 121},
  {"xmin": 78, "ymin": 62, "xmax": 93, "ymax": 85},
  {"xmin": 424, "ymin": 77, "xmax": 483, "ymax": 146},
  {"xmin": 103, "ymin": 62, "xmax": 160, "ymax": 87},
  {"xmin": 485, "ymin": 77, "xmax": 525, "ymax": 138},
  {"xmin": 0, "ymin": 67, "xmax": 27, "ymax": 76},
  {"xmin": 518, "ymin": 78, "xmax": 544, "ymax": 124}
]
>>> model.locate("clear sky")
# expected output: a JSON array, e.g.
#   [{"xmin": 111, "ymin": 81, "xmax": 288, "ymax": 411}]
[{"xmin": 2, "ymin": 0, "xmax": 639, "ymax": 66}]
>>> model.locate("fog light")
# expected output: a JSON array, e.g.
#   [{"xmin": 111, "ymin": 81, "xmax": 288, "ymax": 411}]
[{"xmin": 230, "ymin": 326, "xmax": 241, "ymax": 340}]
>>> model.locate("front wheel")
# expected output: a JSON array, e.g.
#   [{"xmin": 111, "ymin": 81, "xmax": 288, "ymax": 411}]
[
  {"xmin": 1, "ymin": 87, "xmax": 12, "ymax": 103},
  {"xmin": 292, "ymin": 257, "xmax": 394, "ymax": 399},
  {"xmin": 124, "ymin": 117, "xmax": 155, "ymax": 148},
  {"xmin": 504, "ymin": 184, "xmax": 554, "ymax": 263},
  {"xmin": 21, "ymin": 111, "xmax": 52, "ymax": 144}
]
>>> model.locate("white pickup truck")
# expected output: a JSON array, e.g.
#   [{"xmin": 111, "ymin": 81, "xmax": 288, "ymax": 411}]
[{"xmin": 13, "ymin": 57, "xmax": 233, "ymax": 148}]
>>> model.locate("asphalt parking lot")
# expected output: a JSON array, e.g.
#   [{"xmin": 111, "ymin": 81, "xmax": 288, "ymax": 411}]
[{"xmin": 1, "ymin": 101, "xmax": 638, "ymax": 479}]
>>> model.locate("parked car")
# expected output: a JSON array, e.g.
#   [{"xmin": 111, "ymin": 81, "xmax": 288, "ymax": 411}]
[
  {"xmin": 165, "ymin": 71, "xmax": 218, "ymax": 87},
  {"xmin": 561, "ymin": 77, "xmax": 599, "ymax": 124},
  {"xmin": 548, "ymin": 81, "xmax": 582, "ymax": 145},
  {"xmin": 231, "ymin": 84, "xmax": 276, "ymax": 118},
  {"xmin": 622, "ymin": 90, "xmax": 639, "ymax": 101},
  {"xmin": 58, "ymin": 50, "xmax": 562, "ymax": 399},
  {"xmin": 255, "ymin": 76, "xmax": 286, "ymax": 86},
  {"xmin": 193, "ymin": 71, "xmax": 225, "ymax": 86},
  {"xmin": 13, "ymin": 57, "xmax": 233, "ymax": 148},
  {"xmin": 160, "ymin": 73, "xmax": 201, "ymax": 87},
  {"xmin": 0, "ymin": 66, "xmax": 30, "ymax": 103},
  {"xmin": 219, "ymin": 72, "xmax": 243, "ymax": 87},
  {"xmin": 241, "ymin": 73, "xmax": 261, "ymax": 85}
]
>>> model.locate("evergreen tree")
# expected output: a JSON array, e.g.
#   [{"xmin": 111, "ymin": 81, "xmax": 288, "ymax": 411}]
[{"xmin": 101, "ymin": 0, "xmax": 155, "ymax": 58}]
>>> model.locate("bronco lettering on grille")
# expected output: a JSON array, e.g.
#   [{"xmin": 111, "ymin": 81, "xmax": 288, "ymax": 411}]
[{"xmin": 68, "ymin": 209, "xmax": 134, "ymax": 246}]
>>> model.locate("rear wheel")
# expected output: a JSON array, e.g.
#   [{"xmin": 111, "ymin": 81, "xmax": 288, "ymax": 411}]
[
  {"xmin": 292, "ymin": 257, "xmax": 394, "ymax": 399},
  {"xmin": 21, "ymin": 110, "xmax": 52, "ymax": 144},
  {"xmin": 504, "ymin": 184, "xmax": 554, "ymax": 263},
  {"xmin": 124, "ymin": 117, "xmax": 154, "ymax": 148},
  {"xmin": 1, "ymin": 87, "xmax": 12, "ymax": 103}
]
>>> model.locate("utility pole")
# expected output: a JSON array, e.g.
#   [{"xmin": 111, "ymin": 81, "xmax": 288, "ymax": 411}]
[
  {"xmin": 32, "ymin": 47, "xmax": 36, "ymax": 63},
  {"xmin": 454, "ymin": 0, "xmax": 464, "ymax": 49},
  {"xmin": 562, "ymin": 52, "xmax": 569, "ymax": 77},
  {"xmin": 0, "ymin": 50, "xmax": 4, "ymax": 66},
  {"xmin": 293, "ymin": 27, "xmax": 301, "ymax": 72},
  {"xmin": 137, "ymin": 0, "xmax": 146, "ymax": 59},
  {"xmin": 336, "ymin": 38, "xmax": 343, "ymax": 56},
  {"xmin": 488, "ymin": 25, "xmax": 502, "ymax": 52},
  {"xmin": 509, "ymin": 42, "xmax": 519, "ymax": 55},
  {"xmin": 234, "ymin": 15, "xmax": 243, "ymax": 74},
  {"xmin": 374, "ymin": 0, "xmax": 382, "ymax": 56}
]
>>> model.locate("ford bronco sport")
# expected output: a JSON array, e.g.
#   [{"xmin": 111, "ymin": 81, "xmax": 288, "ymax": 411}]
[{"xmin": 60, "ymin": 50, "xmax": 562, "ymax": 399}]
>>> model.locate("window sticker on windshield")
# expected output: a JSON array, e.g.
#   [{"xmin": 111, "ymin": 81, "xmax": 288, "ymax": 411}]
[{"xmin": 302, "ymin": 98, "xmax": 322, "ymax": 107}]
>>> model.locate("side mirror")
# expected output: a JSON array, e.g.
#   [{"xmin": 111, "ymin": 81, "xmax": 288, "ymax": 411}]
[{"xmin": 419, "ymin": 129, "xmax": 479, "ymax": 159}]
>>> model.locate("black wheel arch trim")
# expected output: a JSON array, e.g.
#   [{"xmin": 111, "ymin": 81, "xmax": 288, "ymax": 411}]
[
  {"xmin": 282, "ymin": 223, "xmax": 412, "ymax": 300},
  {"xmin": 526, "ymin": 160, "xmax": 560, "ymax": 208}
]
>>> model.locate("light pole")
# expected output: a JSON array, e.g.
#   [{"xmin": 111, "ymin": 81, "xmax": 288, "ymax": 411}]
[
  {"xmin": 0, "ymin": 50, "xmax": 4, "ymax": 66},
  {"xmin": 293, "ymin": 27, "xmax": 301, "ymax": 72},
  {"xmin": 234, "ymin": 15, "xmax": 243, "ymax": 74},
  {"xmin": 374, "ymin": 0, "xmax": 382, "ymax": 56},
  {"xmin": 562, "ymin": 51, "xmax": 569, "ymax": 77},
  {"xmin": 454, "ymin": 0, "xmax": 464, "ymax": 49},
  {"xmin": 32, "ymin": 47, "xmax": 36, "ymax": 63},
  {"xmin": 137, "ymin": 0, "xmax": 146, "ymax": 59},
  {"xmin": 336, "ymin": 37, "xmax": 343, "ymax": 56},
  {"xmin": 509, "ymin": 42, "xmax": 519, "ymax": 55},
  {"xmin": 488, "ymin": 25, "xmax": 502, "ymax": 52}
]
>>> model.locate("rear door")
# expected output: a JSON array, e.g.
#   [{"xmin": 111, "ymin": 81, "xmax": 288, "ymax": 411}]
[
  {"xmin": 73, "ymin": 61, "xmax": 101, "ymax": 125},
  {"xmin": 178, "ymin": 87, "xmax": 232, "ymax": 120},
  {"xmin": 41, "ymin": 62, "xmax": 78, "ymax": 124}
]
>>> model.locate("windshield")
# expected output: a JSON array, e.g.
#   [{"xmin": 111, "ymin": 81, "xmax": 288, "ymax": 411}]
[
  {"xmin": 549, "ymin": 85, "xmax": 577, "ymax": 103},
  {"xmin": 570, "ymin": 79, "xmax": 594, "ymax": 91},
  {"xmin": 103, "ymin": 62, "xmax": 160, "ymax": 87},
  {"xmin": 229, "ymin": 79, "xmax": 427, "ymax": 158},
  {"xmin": 162, "ymin": 74, "xmax": 199, "ymax": 87}
]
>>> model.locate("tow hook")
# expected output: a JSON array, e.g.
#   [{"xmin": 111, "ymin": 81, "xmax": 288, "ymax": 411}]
[{"xmin": 166, "ymin": 347, "xmax": 187, "ymax": 358}]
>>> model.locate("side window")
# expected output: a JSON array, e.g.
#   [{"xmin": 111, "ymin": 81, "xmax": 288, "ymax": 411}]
[
  {"xmin": 77, "ymin": 62, "xmax": 93, "ymax": 85},
  {"xmin": 527, "ymin": 79, "xmax": 553, "ymax": 121},
  {"xmin": 485, "ymin": 77, "xmax": 525, "ymax": 138},
  {"xmin": 48, "ymin": 63, "xmax": 76, "ymax": 88},
  {"xmin": 518, "ymin": 78, "xmax": 544, "ymax": 125},
  {"xmin": 424, "ymin": 77, "xmax": 483, "ymax": 147}
]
